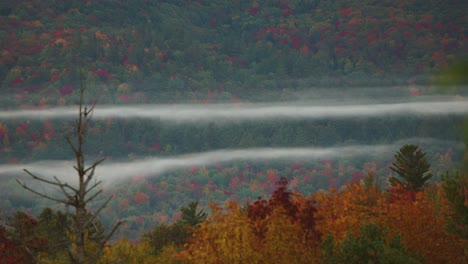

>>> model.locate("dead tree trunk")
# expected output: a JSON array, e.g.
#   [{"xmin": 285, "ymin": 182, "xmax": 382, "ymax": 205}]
[{"xmin": 17, "ymin": 69, "xmax": 122, "ymax": 263}]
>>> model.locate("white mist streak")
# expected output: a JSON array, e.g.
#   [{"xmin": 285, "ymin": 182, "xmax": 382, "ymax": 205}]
[
  {"xmin": 0, "ymin": 100, "xmax": 467, "ymax": 122},
  {"xmin": 2, "ymin": 146, "xmax": 388, "ymax": 185},
  {"xmin": 2, "ymin": 138, "xmax": 463, "ymax": 186}
]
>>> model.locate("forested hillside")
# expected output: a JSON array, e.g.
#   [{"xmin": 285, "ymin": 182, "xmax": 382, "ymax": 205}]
[
  {"xmin": 0, "ymin": 0, "xmax": 467, "ymax": 262},
  {"xmin": 1, "ymin": 0, "xmax": 466, "ymax": 104}
]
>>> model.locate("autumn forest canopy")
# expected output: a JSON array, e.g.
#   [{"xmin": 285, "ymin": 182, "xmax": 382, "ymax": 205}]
[{"xmin": 0, "ymin": 0, "xmax": 467, "ymax": 263}]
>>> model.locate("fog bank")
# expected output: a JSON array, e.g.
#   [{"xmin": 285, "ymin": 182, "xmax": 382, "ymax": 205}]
[
  {"xmin": 2, "ymin": 138, "xmax": 463, "ymax": 187},
  {"xmin": 0, "ymin": 100, "xmax": 467, "ymax": 123}
]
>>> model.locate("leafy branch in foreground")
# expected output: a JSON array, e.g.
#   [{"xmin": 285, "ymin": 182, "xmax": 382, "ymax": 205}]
[{"xmin": 16, "ymin": 69, "xmax": 122, "ymax": 264}]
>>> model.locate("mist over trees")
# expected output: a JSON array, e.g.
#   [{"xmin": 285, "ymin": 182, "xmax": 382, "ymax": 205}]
[{"xmin": 0, "ymin": 0, "xmax": 467, "ymax": 263}]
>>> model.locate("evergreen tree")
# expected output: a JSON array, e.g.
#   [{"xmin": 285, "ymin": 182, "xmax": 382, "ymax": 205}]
[
  {"xmin": 388, "ymin": 144, "xmax": 432, "ymax": 191},
  {"xmin": 321, "ymin": 223, "xmax": 421, "ymax": 264},
  {"xmin": 178, "ymin": 201, "xmax": 207, "ymax": 227}
]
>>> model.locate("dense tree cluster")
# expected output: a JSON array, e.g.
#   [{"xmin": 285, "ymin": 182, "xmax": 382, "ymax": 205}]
[{"xmin": 2, "ymin": 173, "xmax": 466, "ymax": 263}]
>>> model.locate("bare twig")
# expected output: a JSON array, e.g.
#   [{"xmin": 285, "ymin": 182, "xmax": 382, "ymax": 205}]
[{"xmin": 16, "ymin": 179, "xmax": 72, "ymax": 206}]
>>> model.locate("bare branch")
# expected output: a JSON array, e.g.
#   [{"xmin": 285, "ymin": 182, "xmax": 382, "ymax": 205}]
[
  {"xmin": 54, "ymin": 177, "xmax": 75, "ymax": 201},
  {"xmin": 65, "ymin": 136, "xmax": 78, "ymax": 156},
  {"xmin": 90, "ymin": 220, "xmax": 124, "ymax": 264},
  {"xmin": 16, "ymin": 179, "xmax": 72, "ymax": 206},
  {"xmin": 84, "ymin": 180, "xmax": 102, "ymax": 196},
  {"xmin": 84, "ymin": 158, "xmax": 105, "ymax": 175},
  {"xmin": 23, "ymin": 169, "xmax": 71, "ymax": 189},
  {"xmin": 84, "ymin": 195, "xmax": 112, "ymax": 228},
  {"xmin": 53, "ymin": 176, "xmax": 78, "ymax": 193},
  {"xmin": 84, "ymin": 189, "xmax": 103, "ymax": 204}
]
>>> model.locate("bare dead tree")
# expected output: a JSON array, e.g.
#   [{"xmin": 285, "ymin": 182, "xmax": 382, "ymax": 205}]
[{"xmin": 16, "ymin": 69, "xmax": 122, "ymax": 263}]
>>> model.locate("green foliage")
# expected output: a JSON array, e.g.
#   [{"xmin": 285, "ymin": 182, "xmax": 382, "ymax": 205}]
[
  {"xmin": 321, "ymin": 223, "xmax": 422, "ymax": 264},
  {"xmin": 436, "ymin": 57, "xmax": 468, "ymax": 89},
  {"xmin": 144, "ymin": 201, "xmax": 206, "ymax": 253},
  {"xmin": 441, "ymin": 172, "xmax": 468, "ymax": 238},
  {"xmin": 36, "ymin": 208, "xmax": 71, "ymax": 258},
  {"xmin": 178, "ymin": 201, "xmax": 207, "ymax": 227},
  {"xmin": 389, "ymin": 144, "xmax": 432, "ymax": 191},
  {"xmin": 143, "ymin": 222, "xmax": 191, "ymax": 254}
]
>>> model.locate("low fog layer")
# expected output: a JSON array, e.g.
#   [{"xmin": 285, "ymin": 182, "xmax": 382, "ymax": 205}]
[
  {"xmin": 0, "ymin": 99, "xmax": 467, "ymax": 123},
  {"xmin": 2, "ymin": 138, "xmax": 463, "ymax": 187}
]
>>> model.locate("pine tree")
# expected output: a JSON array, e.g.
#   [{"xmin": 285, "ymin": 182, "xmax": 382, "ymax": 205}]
[{"xmin": 389, "ymin": 144, "xmax": 432, "ymax": 191}]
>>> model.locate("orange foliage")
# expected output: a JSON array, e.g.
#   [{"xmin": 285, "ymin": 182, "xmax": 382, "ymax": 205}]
[{"xmin": 314, "ymin": 180, "xmax": 467, "ymax": 263}]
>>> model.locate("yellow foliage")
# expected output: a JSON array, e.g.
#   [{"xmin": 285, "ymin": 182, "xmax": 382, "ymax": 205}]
[
  {"xmin": 117, "ymin": 83, "xmax": 131, "ymax": 93},
  {"xmin": 262, "ymin": 208, "xmax": 319, "ymax": 263},
  {"xmin": 32, "ymin": 20, "xmax": 44, "ymax": 28},
  {"xmin": 199, "ymin": 166, "xmax": 209, "ymax": 177},
  {"xmin": 99, "ymin": 238, "xmax": 165, "ymax": 264},
  {"xmin": 181, "ymin": 200, "xmax": 320, "ymax": 264},
  {"xmin": 127, "ymin": 64, "xmax": 139, "ymax": 72},
  {"xmin": 181, "ymin": 201, "xmax": 262, "ymax": 264},
  {"xmin": 54, "ymin": 38, "xmax": 68, "ymax": 47}
]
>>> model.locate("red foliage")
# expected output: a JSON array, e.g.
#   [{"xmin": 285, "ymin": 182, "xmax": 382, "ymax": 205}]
[
  {"xmin": 351, "ymin": 170, "xmax": 365, "ymax": 183},
  {"xmin": 267, "ymin": 169, "xmax": 279, "ymax": 185},
  {"xmin": 9, "ymin": 77, "xmax": 24, "ymax": 86},
  {"xmin": 229, "ymin": 177, "xmax": 241, "ymax": 189},
  {"xmin": 335, "ymin": 21, "xmax": 341, "ymax": 30},
  {"xmin": 282, "ymin": 7, "xmax": 293, "ymax": 16},
  {"xmin": 118, "ymin": 94, "xmax": 132, "ymax": 103},
  {"xmin": 43, "ymin": 120, "xmax": 55, "ymax": 140},
  {"xmin": 367, "ymin": 33, "xmax": 379, "ymax": 44},
  {"xmin": 0, "ymin": 225, "xmax": 24, "ymax": 263},
  {"xmin": 85, "ymin": 13, "xmax": 100, "ymax": 24},
  {"xmin": 292, "ymin": 161, "xmax": 302, "ymax": 171},
  {"xmin": 209, "ymin": 17, "xmax": 216, "ymax": 27},
  {"xmin": 340, "ymin": 8, "xmax": 353, "ymax": 16},
  {"xmin": 147, "ymin": 143, "xmax": 162, "ymax": 152},
  {"xmin": 248, "ymin": 177, "xmax": 320, "ymax": 241},
  {"xmin": 409, "ymin": 87, "xmax": 420, "ymax": 97},
  {"xmin": 338, "ymin": 30, "xmax": 352, "ymax": 37},
  {"xmin": 16, "ymin": 123, "xmax": 28, "ymax": 134},
  {"xmin": 52, "ymin": 30, "xmax": 62, "ymax": 38},
  {"xmin": 59, "ymin": 84, "xmax": 73, "ymax": 95},
  {"xmin": 248, "ymin": 7, "xmax": 260, "ymax": 16},
  {"xmin": 96, "ymin": 69, "xmax": 112, "ymax": 80},
  {"xmin": 189, "ymin": 166, "xmax": 197, "ymax": 175},
  {"xmin": 290, "ymin": 36, "xmax": 301, "ymax": 49},
  {"xmin": 135, "ymin": 216, "xmax": 144, "ymax": 225},
  {"xmin": 121, "ymin": 55, "xmax": 129, "ymax": 64},
  {"xmin": 134, "ymin": 191, "xmax": 149, "ymax": 205},
  {"xmin": 119, "ymin": 199, "xmax": 130, "ymax": 209},
  {"xmin": 172, "ymin": 212, "xmax": 182, "ymax": 222},
  {"xmin": 0, "ymin": 127, "xmax": 7, "ymax": 137}
]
